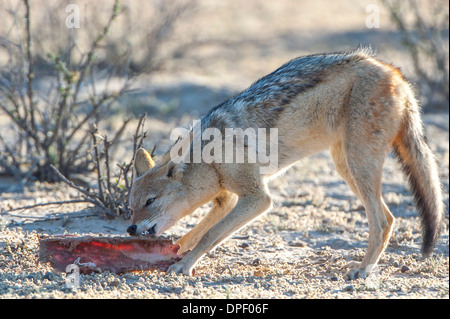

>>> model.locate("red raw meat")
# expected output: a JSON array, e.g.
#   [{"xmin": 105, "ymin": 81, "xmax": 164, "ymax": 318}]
[{"xmin": 39, "ymin": 235, "xmax": 186, "ymax": 274}]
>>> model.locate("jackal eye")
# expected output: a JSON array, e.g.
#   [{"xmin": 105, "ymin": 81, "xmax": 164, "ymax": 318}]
[{"xmin": 145, "ymin": 197, "xmax": 155, "ymax": 207}]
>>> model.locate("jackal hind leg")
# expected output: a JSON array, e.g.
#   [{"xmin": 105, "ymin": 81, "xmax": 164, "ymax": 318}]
[
  {"xmin": 176, "ymin": 190, "xmax": 238, "ymax": 254},
  {"xmin": 332, "ymin": 140, "xmax": 395, "ymax": 280}
]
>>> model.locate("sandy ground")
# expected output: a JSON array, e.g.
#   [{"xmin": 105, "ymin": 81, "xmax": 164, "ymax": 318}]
[
  {"xmin": 0, "ymin": 112, "xmax": 448, "ymax": 299},
  {"xmin": 0, "ymin": 0, "xmax": 449, "ymax": 299}
]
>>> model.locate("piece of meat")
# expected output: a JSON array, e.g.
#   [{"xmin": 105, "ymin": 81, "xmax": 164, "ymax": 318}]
[{"xmin": 39, "ymin": 235, "xmax": 186, "ymax": 274}]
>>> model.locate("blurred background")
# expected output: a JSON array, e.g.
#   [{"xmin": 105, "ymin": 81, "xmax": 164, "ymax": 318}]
[
  {"xmin": 0, "ymin": 0, "xmax": 448, "ymax": 192},
  {"xmin": 1, "ymin": 0, "xmax": 448, "ymax": 114}
]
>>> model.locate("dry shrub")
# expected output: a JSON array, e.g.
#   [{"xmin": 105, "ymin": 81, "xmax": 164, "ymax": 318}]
[
  {"xmin": 0, "ymin": 0, "xmax": 131, "ymax": 183},
  {"xmin": 382, "ymin": 0, "xmax": 449, "ymax": 111}
]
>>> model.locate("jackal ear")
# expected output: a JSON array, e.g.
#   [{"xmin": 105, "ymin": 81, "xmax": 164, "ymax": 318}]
[
  {"xmin": 166, "ymin": 161, "xmax": 185, "ymax": 180},
  {"xmin": 135, "ymin": 148, "xmax": 155, "ymax": 177}
]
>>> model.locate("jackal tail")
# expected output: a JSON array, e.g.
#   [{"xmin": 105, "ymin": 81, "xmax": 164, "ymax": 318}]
[{"xmin": 392, "ymin": 98, "xmax": 443, "ymax": 256}]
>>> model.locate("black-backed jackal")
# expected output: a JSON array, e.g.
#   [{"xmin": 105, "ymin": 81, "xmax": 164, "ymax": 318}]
[{"xmin": 128, "ymin": 48, "xmax": 443, "ymax": 279}]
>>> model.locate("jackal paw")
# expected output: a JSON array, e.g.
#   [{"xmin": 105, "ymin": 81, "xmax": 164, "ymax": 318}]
[
  {"xmin": 167, "ymin": 261, "xmax": 194, "ymax": 276},
  {"xmin": 345, "ymin": 262, "xmax": 367, "ymax": 280},
  {"xmin": 346, "ymin": 268, "xmax": 367, "ymax": 280}
]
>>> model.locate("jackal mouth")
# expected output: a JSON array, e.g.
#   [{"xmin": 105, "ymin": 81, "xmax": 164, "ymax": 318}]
[{"xmin": 145, "ymin": 225, "xmax": 156, "ymax": 236}]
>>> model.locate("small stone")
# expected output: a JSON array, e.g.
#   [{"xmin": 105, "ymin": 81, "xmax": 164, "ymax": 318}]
[
  {"xmin": 288, "ymin": 240, "xmax": 307, "ymax": 247},
  {"xmin": 330, "ymin": 276, "xmax": 338, "ymax": 282},
  {"xmin": 251, "ymin": 258, "xmax": 261, "ymax": 266},
  {"xmin": 42, "ymin": 272, "xmax": 53, "ymax": 281},
  {"xmin": 240, "ymin": 242, "xmax": 249, "ymax": 248},
  {"xmin": 344, "ymin": 285, "xmax": 354, "ymax": 292},
  {"xmin": 401, "ymin": 265, "xmax": 410, "ymax": 273}
]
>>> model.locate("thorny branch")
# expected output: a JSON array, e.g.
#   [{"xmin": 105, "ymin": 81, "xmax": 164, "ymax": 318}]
[{"xmin": 0, "ymin": 0, "xmax": 130, "ymax": 182}]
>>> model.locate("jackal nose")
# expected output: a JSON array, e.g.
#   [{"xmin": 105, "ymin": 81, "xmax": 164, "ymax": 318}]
[{"xmin": 127, "ymin": 225, "xmax": 137, "ymax": 236}]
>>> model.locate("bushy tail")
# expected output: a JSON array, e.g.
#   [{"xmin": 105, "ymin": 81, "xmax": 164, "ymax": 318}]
[{"xmin": 392, "ymin": 99, "xmax": 443, "ymax": 256}]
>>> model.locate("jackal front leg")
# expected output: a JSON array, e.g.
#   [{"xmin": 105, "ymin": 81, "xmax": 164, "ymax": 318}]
[
  {"xmin": 168, "ymin": 191, "xmax": 272, "ymax": 275},
  {"xmin": 176, "ymin": 190, "xmax": 238, "ymax": 254}
]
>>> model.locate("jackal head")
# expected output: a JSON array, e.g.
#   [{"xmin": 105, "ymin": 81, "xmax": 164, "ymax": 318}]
[{"xmin": 127, "ymin": 148, "xmax": 189, "ymax": 236}]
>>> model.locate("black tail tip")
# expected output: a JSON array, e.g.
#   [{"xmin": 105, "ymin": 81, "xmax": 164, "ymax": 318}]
[
  {"xmin": 421, "ymin": 245, "xmax": 434, "ymax": 258},
  {"xmin": 421, "ymin": 228, "xmax": 440, "ymax": 257}
]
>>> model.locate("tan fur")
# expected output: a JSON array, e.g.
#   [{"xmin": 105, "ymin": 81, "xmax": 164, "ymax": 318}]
[{"xmin": 128, "ymin": 50, "xmax": 443, "ymax": 278}]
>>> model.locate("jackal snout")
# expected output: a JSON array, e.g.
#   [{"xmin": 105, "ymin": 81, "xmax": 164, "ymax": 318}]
[{"xmin": 127, "ymin": 224, "xmax": 156, "ymax": 236}]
